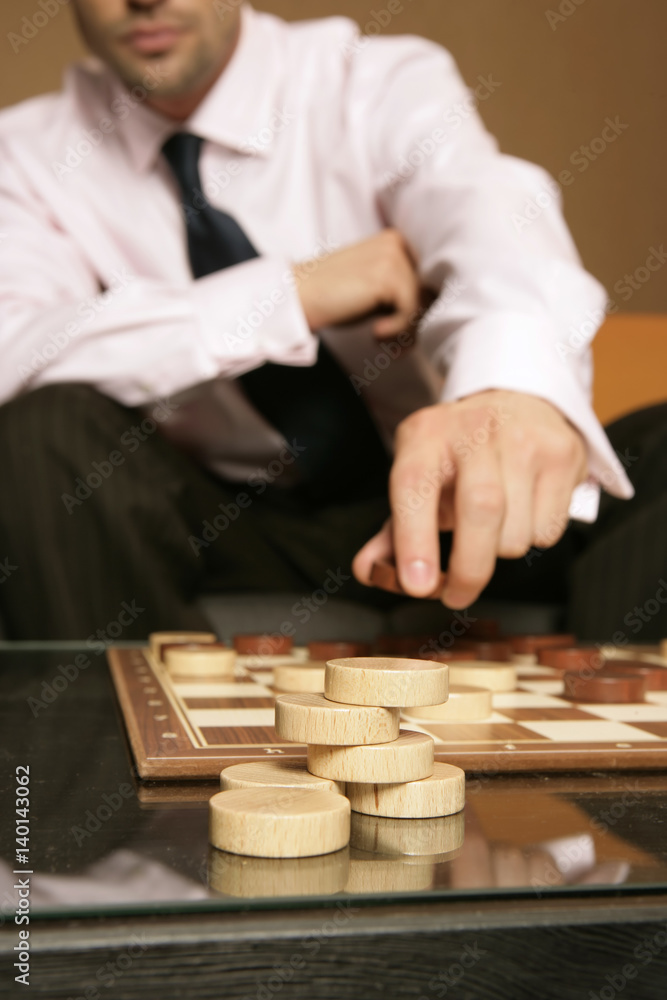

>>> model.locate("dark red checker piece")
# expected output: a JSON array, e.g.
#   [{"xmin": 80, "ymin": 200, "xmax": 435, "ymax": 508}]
[
  {"xmin": 599, "ymin": 660, "xmax": 667, "ymax": 691},
  {"xmin": 538, "ymin": 647, "xmax": 604, "ymax": 671},
  {"xmin": 233, "ymin": 634, "xmax": 294, "ymax": 655},
  {"xmin": 370, "ymin": 560, "xmax": 447, "ymax": 599},
  {"xmin": 507, "ymin": 634, "xmax": 576, "ymax": 655},
  {"xmin": 564, "ymin": 672, "xmax": 647, "ymax": 704},
  {"xmin": 308, "ymin": 640, "xmax": 371, "ymax": 659}
]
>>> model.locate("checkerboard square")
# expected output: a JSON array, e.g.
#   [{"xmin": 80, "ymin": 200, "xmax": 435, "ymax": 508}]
[
  {"xmin": 519, "ymin": 680, "xmax": 565, "ymax": 696},
  {"xmin": 426, "ymin": 722, "xmax": 543, "ymax": 744},
  {"xmin": 493, "ymin": 693, "xmax": 569, "ymax": 709},
  {"xmin": 189, "ymin": 708, "xmax": 276, "ymax": 729},
  {"xmin": 583, "ymin": 704, "xmax": 667, "ymax": 723},
  {"xmin": 520, "ymin": 719, "xmax": 662, "ymax": 743}
]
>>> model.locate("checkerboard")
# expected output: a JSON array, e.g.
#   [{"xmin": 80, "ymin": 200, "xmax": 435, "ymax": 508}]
[{"xmin": 107, "ymin": 647, "xmax": 667, "ymax": 779}]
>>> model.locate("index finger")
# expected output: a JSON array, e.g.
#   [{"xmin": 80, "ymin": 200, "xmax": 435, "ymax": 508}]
[
  {"xmin": 390, "ymin": 417, "xmax": 453, "ymax": 596},
  {"xmin": 442, "ymin": 444, "xmax": 505, "ymax": 609}
]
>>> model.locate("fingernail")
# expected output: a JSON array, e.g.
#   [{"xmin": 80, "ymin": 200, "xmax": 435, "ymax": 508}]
[{"xmin": 404, "ymin": 559, "xmax": 436, "ymax": 591}]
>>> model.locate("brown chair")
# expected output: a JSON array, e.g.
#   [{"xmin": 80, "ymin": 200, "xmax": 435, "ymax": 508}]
[{"xmin": 593, "ymin": 314, "xmax": 667, "ymax": 425}]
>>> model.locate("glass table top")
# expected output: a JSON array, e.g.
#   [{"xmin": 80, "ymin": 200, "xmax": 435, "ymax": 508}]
[{"xmin": 1, "ymin": 645, "xmax": 667, "ymax": 921}]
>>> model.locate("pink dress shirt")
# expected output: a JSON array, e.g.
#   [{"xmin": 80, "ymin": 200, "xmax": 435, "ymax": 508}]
[{"xmin": 0, "ymin": 4, "xmax": 633, "ymax": 515}]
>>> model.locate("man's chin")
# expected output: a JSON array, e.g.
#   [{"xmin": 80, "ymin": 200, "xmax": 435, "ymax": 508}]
[{"xmin": 110, "ymin": 44, "xmax": 192, "ymax": 93}]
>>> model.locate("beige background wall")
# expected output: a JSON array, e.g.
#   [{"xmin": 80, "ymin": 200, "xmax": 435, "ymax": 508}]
[{"xmin": 0, "ymin": 0, "xmax": 665, "ymax": 310}]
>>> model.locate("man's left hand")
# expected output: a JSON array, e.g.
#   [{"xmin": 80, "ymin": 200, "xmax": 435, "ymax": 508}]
[{"xmin": 353, "ymin": 390, "xmax": 589, "ymax": 609}]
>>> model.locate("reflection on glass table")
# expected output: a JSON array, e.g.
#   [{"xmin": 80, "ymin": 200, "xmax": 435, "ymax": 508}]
[{"xmin": 3, "ymin": 777, "xmax": 666, "ymax": 915}]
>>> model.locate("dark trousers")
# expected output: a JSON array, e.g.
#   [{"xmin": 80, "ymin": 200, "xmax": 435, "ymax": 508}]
[
  {"xmin": 0, "ymin": 384, "xmax": 392, "ymax": 640},
  {"xmin": 0, "ymin": 384, "xmax": 666, "ymax": 641}
]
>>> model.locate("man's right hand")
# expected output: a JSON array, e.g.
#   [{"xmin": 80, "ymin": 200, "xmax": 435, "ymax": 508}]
[{"xmin": 293, "ymin": 229, "xmax": 421, "ymax": 339}]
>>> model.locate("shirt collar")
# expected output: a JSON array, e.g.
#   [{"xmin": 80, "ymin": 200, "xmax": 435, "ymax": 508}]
[{"xmin": 104, "ymin": 4, "xmax": 284, "ymax": 174}]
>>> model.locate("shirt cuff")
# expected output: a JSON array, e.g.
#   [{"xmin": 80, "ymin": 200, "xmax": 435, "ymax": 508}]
[
  {"xmin": 191, "ymin": 256, "xmax": 316, "ymax": 374},
  {"xmin": 439, "ymin": 314, "xmax": 635, "ymax": 521}
]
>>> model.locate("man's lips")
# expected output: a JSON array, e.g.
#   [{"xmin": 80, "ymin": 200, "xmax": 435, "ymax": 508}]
[{"xmin": 121, "ymin": 26, "xmax": 185, "ymax": 55}]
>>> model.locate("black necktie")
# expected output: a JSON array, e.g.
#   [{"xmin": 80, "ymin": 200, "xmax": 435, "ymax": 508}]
[{"xmin": 161, "ymin": 132, "xmax": 390, "ymax": 504}]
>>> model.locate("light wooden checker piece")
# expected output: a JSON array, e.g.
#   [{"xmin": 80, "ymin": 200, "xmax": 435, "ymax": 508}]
[
  {"xmin": 164, "ymin": 643, "xmax": 236, "ymax": 677},
  {"xmin": 345, "ymin": 851, "xmax": 434, "ymax": 893},
  {"xmin": 275, "ymin": 693, "xmax": 399, "ymax": 746},
  {"xmin": 308, "ymin": 730, "xmax": 434, "ymax": 783},
  {"xmin": 447, "ymin": 660, "xmax": 517, "ymax": 692},
  {"xmin": 220, "ymin": 760, "xmax": 344, "ymax": 796},
  {"xmin": 149, "ymin": 631, "xmax": 217, "ymax": 662},
  {"xmin": 350, "ymin": 811, "xmax": 465, "ymax": 859},
  {"xmin": 273, "ymin": 661, "xmax": 326, "ymax": 694},
  {"xmin": 209, "ymin": 787, "xmax": 350, "ymax": 858},
  {"xmin": 347, "ymin": 762, "xmax": 465, "ymax": 819},
  {"xmin": 403, "ymin": 685, "xmax": 493, "ymax": 722},
  {"xmin": 324, "ymin": 656, "xmax": 448, "ymax": 708},
  {"xmin": 208, "ymin": 847, "xmax": 350, "ymax": 898}
]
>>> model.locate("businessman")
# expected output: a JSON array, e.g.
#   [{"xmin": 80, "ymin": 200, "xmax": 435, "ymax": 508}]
[{"xmin": 1, "ymin": 0, "xmax": 651, "ymax": 641}]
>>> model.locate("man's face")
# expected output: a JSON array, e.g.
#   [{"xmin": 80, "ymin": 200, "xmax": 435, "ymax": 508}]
[{"xmin": 72, "ymin": 0, "xmax": 241, "ymax": 98}]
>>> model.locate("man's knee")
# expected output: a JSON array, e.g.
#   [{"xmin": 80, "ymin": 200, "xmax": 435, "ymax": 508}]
[
  {"xmin": 0, "ymin": 383, "xmax": 131, "ymax": 464},
  {"xmin": 0, "ymin": 382, "xmax": 122, "ymax": 422}
]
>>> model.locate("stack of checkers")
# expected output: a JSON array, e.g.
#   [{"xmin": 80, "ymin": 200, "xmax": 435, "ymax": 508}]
[{"xmin": 208, "ymin": 656, "xmax": 466, "ymax": 860}]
